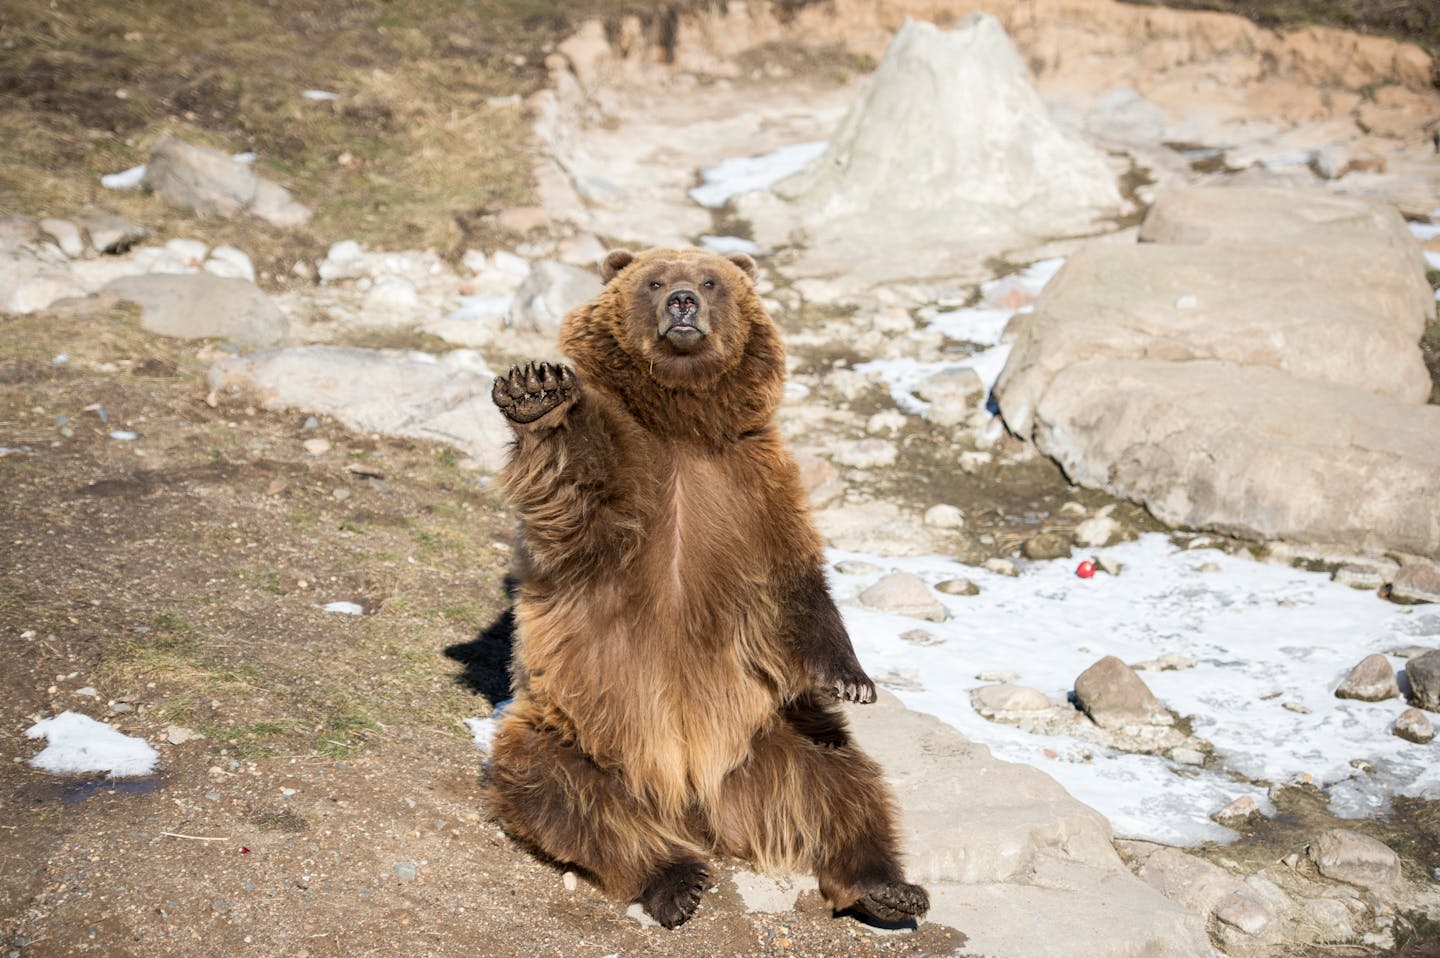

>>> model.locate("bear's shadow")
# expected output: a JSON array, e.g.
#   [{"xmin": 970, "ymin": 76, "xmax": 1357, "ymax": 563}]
[{"xmin": 443, "ymin": 576, "xmax": 517, "ymax": 709}]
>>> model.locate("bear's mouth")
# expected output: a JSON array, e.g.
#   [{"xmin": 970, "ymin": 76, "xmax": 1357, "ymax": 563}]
[{"xmin": 661, "ymin": 288, "xmax": 706, "ymax": 352}]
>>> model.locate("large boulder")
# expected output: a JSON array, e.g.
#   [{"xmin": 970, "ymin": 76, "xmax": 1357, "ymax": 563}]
[
  {"xmin": 846, "ymin": 692, "xmax": 1212, "ymax": 958},
  {"xmin": 205, "ymin": 347, "xmax": 511, "ymax": 470},
  {"xmin": 1030, "ymin": 359, "xmax": 1440, "ymax": 557},
  {"xmin": 995, "ymin": 241, "xmax": 1432, "ymax": 436},
  {"xmin": 142, "ymin": 137, "xmax": 311, "ymax": 228},
  {"xmin": 105, "ymin": 274, "xmax": 289, "ymax": 348}
]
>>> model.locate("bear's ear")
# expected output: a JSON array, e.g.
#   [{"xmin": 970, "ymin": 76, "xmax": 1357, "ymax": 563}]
[
  {"xmin": 726, "ymin": 252, "xmax": 757, "ymax": 280},
  {"xmin": 602, "ymin": 249, "xmax": 636, "ymax": 283}
]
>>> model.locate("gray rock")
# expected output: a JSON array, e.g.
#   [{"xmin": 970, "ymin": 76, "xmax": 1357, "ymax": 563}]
[
  {"xmin": 1214, "ymin": 890, "xmax": 1278, "ymax": 938},
  {"xmin": 1334, "ymin": 653, "xmax": 1399, "ymax": 702},
  {"xmin": 1404, "ymin": 649, "xmax": 1440, "ymax": 711},
  {"xmin": 507, "ymin": 260, "xmax": 601, "ymax": 333},
  {"xmin": 1073, "ymin": 655, "xmax": 1169, "ymax": 729},
  {"xmin": 846, "ymin": 691, "xmax": 1212, "ymax": 958},
  {"xmin": 1073, "ymin": 514, "xmax": 1120, "ymax": 548},
  {"xmin": 1210, "ymin": 794, "xmax": 1264, "ymax": 828},
  {"xmin": 77, "ymin": 212, "xmax": 147, "ymax": 254},
  {"xmin": 1391, "ymin": 561, "xmax": 1440, "ymax": 604},
  {"xmin": 38, "ymin": 218, "xmax": 84, "ymax": 258},
  {"xmin": 1127, "ymin": 844, "xmax": 1252, "ymax": 924},
  {"xmin": 1022, "ymin": 532, "xmax": 1072, "ymax": 561},
  {"xmin": 996, "ymin": 241, "xmax": 1432, "ymax": 440},
  {"xmin": 392, "ymin": 862, "xmax": 418, "ymax": 882},
  {"xmin": 105, "ymin": 274, "xmax": 289, "ymax": 348},
  {"xmin": 0, "ymin": 214, "xmax": 38, "ymax": 252},
  {"xmin": 1306, "ymin": 829, "xmax": 1401, "ymax": 889},
  {"xmin": 206, "ymin": 347, "xmax": 512, "ymax": 471},
  {"xmin": 857, "ymin": 572, "xmax": 947, "ymax": 622},
  {"xmin": 1394, "ymin": 707, "xmax": 1435, "ymax": 744},
  {"xmin": 971, "ymin": 684, "xmax": 1051, "ymax": 719},
  {"xmin": 143, "ymin": 137, "xmax": 310, "ymax": 227},
  {"xmin": 922, "ymin": 504, "xmax": 965, "ymax": 529},
  {"xmin": 1021, "ymin": 359, "xmax": 1440, "ymax": 560},
  {"xmin": 935, "ymin": 577, "xmax": 979, "ymax": 596}
]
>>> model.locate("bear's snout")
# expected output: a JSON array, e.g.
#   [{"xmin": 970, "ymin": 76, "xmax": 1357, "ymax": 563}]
[{"xmin": 665, "ymin": 289, "xmax": 700, "ymax": 324}]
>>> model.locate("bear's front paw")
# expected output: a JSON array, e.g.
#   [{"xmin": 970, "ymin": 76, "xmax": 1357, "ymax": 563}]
[
  {"xmin": 809, "ymin": 658, "xmax": 876, "ymax": 704},
  {"xmin": 855, "ymin": 881, "xmax": 929, "ymax": 923},
  {"xmin": 492, "ymin": 362, "xmax": 577, "ymax": 426},
  {"xmin": 640, "ymin": 860, "xmax": 710, "ymax": 930}
]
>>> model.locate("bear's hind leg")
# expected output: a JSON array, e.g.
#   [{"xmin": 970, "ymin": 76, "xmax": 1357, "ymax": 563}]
[
  {"xmin": 715, "ymin": 699, "xmax": 928, "ymax": 923},
  {"xmin": 487, "ymin": 711, "xmax": 709, "ymax": 928}
]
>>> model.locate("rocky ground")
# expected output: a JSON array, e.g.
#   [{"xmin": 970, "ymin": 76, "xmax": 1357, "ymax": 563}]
[{"xmin": 4, "ymin": 1, "xmax": 1440, "ymax": 956}]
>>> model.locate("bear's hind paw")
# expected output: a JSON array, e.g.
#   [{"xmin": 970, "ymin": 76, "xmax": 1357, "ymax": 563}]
[
  {"xmin": 492, "ymin": 362, "xmax": 577, "ymax": 425},
  {"xmin": 855, "ymin": 881, "xmax": 929, "ymax": 923},
  {"xmin": 640, "ymin": 860, "xmax": 710, "ymax": 930}
]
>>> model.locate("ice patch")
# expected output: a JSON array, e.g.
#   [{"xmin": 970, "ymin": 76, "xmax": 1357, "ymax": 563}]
[
  {"xmin": 855, "ymin": 347, "xmax": 1011, "ymax": 415},
  {"xmin": 464, "ymin": 717, "xmax": 499, "ymax": 751},
  {"xmin": 445, "ymin": 295, "xmax": 512, "ymax": 322},
  {"xmin": 1424, "ymin": 250, "xmax": 1440, "ymax": 271},
  {"xmin": 927, "ymin": 307, "xmax": 1013, "ymax": 346},
  {"xmin": 689, "ymin": 141, "xmax": 827, "ymax": 208},
  {"xmin": 1408, "ymin": 221, "xmax": 1440, "ymax": 242},
  {"xmin": 101, "ymin": 164, "xmax": 147, "ymax": 190},
  {"xmin": 302, "ymin": 90, "xmax": 338, "ymax": 101},
  {"xmin": 109, "ymin": 430, "xmax": 138, "ymax": 441},
  {"xmin": 832, "ymin": 534, "xmax": 1440, "ymax": 845},
  {"xmin": 26, "ymin": 711, "xmax": 159, "ymax": 778},
  {"xmin": 322, "ymin": 601, "xmax": 364, "ymax": 615}
]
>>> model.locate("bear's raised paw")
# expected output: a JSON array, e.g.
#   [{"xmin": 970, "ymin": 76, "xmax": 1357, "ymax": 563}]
[
  {"xmin": 492, "ymin": 362, "xmax": 577, "ymax": 425},
  {"xmin": 640, "ymin": 860, "xmax": 710, "ymax": 930}
]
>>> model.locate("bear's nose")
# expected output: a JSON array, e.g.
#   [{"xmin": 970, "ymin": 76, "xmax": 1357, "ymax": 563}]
[{"xmin": 665, "ymin": 289, "xmax": 699, "ymax": 323}]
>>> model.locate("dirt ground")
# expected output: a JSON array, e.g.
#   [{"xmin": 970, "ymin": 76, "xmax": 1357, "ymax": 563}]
[{"xmin": 4, "ymin": 2, "xmax": 1440, "ymax": 956}]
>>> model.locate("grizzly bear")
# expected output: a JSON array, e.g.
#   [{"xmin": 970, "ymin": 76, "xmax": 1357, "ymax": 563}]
[{"xmin": 486, "ymin": 246, "xmax": 928, "ymax": 929}]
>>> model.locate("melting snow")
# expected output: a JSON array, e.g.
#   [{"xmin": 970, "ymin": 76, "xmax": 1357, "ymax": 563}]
[
  {"xmin": 689, "ymin": 141, "xmax": 827, "ymax": 208},
  {"xmin": 856, "ymin": 347, "xmax": 1012, "ymax": 415},
  {"xmin": 26, "ymin": 711, "xmax": 159, "ymax": 778},
  {"xmin": 322, "ymin": 601, "xmax": 365, "ymax": 615},
  {"xmin": 833, "ymin": 534, "xmax": 1440, "ymax": 845},
  {"xmin": 100, "ymin": 165, "xmax": 147, "ymax": 190}
]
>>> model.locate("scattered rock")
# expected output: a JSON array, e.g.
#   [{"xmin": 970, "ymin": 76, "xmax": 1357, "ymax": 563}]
[
  {"xmin": 1334, "ymin": 653, "xmax": 1399, "ymax": 702},
  {"xmin": 507, "ymin": 260, "xmax": 602, "ymax": 333},
  {"xmin": 1073, "ymin": 656, "xmax": 1170, "ymax": 729},
  {"xmin": 1211, "ymin": 795, "xmax": 1265, "ymax": 828},
  {"xmin": 105, "ymin": 273, "xmax": 289, "ymax": 348},
  {"xmin": 165, "ymin": 725, "xmax": 201, "ymax": 745},
  {"xmin": 562, "ymin": 870, "xmax": 578, "ymax": 892},
  {"xmin": 77, "ymin": 212, "xmax": 147, "ymax": 254},
  {"xmin": 0, "ymin": 214, "xmax": 38, "ymax": 252},
  {"xmin": 1403, "ymin": 649, "xmax": 1440, "ymax": 711},
  {"xmin": 833, "ymin": 559, "xmax": 882, "ymax": 577},
  {"xmin": 39, "ymin": 217, "xmax": 84, "ymax": 258},
  {"xmin": 1333, "ymin": 562, "xmax": 1393, "ymax": 590},
  {"xmin": 204, "ymin": 244, "xmax": 256, "ymax": 283},
  {"xmin": 923, "ymin": 504, "xmax": 965, "ymax": 529},
  {"xmin": 302, "ymin": 438, "xmax": 331, "ymax": 456},
  {"xmin": 1306, "ymin": 829, "xmax": 1401, "ymax": 890},
  {"xmin": 1073, "ymin": 514, "xmax": 1120, "ymax": 548},
  {"xmin": 971, "ymin": 684, "xmax": 1051, "ymax": 719},
  {"xmin": 983, "ymin": 557, "xmax": 1019, "ymax": 577},
  {"xmin": 1390, "ymin": 561, "xmax": 1440, "ymax": 604},
  {"xmin": 143, "ymin": 137, "xmax": 311, "ymax": 227},
  {"xmin": 1393, "ymin": 707, "xmax": 1435, "ymax": 744},
  {"xmin": 832, "ymin": 438, "xmax": 897, "ymax": 469},
  {"xmin": 1022, "ymin": 532, "xmax": 1071, "ymax": 561},
  {"xmin": 1132, "ymin": 653, "xmax": 1195, "ymax": 672},
  {"xmin": 364, "ymin": 275, "xmax": 422, "ymax": 322},
  {"xmin": 857, "ymin": 572, "xmax": 948, "ymax": 622},
  {"xmin": 935, "ymin": 577, "xmax": 979, "ymax": 596},
  {"xmin": 1094, "ymin": 554, "xmax": 1124, "ymax": 576},
  {"xmin": 392, "ymin": 862, "xmax": 418, "ymax": 882},
  {"xmin": 898, "ymin": 628, "xmax": 942, "ymax": 647},
  {"xmin": 916, "ymin": 367, "xmax": 986, "ymax": 425}
]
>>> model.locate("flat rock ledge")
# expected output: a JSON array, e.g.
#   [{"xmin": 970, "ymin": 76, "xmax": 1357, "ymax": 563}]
[
  {"xmin": 845, "ymin": 691, "xmax": 1211, "ymax": 958},
  {"xmin": 994, "ymin": 186, "xmax": 1440, "ymax": 560}
]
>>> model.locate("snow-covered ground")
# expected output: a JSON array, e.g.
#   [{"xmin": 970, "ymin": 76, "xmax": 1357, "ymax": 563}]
[
  {"xmin": 26, "ymin": 711, "xmax": 159, "ymax": 778},
  {"xmin": 830, "ymin": 534, "xmax": 1439, "ymax": 845}
]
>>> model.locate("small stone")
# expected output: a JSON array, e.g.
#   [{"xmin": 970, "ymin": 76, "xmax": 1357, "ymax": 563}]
[
  {"xmin": 39, "ymin": 218, "xmax": 85, "ymax": 258},
  {"xmin": 204, "ymin": 791, "xmax": 222, "ymax": 801},
  {"xmin": 302, "ymin": 416, "xmax": 320, "ymax": 431},
  {"xmin": 74, "ymin": 686, "xmax": 98, "ymax": 697},
  {"xmin": 1168, "ymin": 747, "xmax": 1206, "ymax": 766},
  {"xmin": 212, "ymin": 899, "xmax": 232, "ymax": 913},
  {"xmin": 1405, "ymin": 649, "xmax": 1440, "ymax": 711},
  {"xmin": 1394, "ymin": 707, "xmax": 1435, "ymax": 744},
  {"xmin": 1022, "ymin": 533, "xmax": 1071, "ymax": 561},
  {"xmin": 1132, "ymin": 653, "xmax": 1195, "ymax": 672},
  {"xmin": 1282, "ymin": 701, "xmax": 1311, "ymax": 714},
  {"xmin": 833, "ymin": 438, "xmax": 897, "ymax": 469},
  {"xmin": 165, "ymin": 725, "xmax": 200, "ymax": 745},
  {"xmin": 976, "ymin": 670, "xmax": 1019, "ymax": 683},
  {"xmin": 204, "ymin": 245, "xmax": 256, "ymax": 283},
  {"xmin": 1390, "ymin": 562, "xmax": 1440, "ymax": 604},
  {"xmin": 1073, "ymin": 655, "xmax": 1169, "ymax": 729},
  {"xmin": 971, "ymin": 683, "xmax": 1051, "ymax": 718},
  {"xmin": 1214, "ymin": 890, "xmax": 1275, "ymax": 936},
  {"xmin": 302, "ymin": 438, "xmax": 331, "ymax": 456},
  {"xmin": 562, "ymin": 870, "xmax": 578, "ymax": 891},
  {"xmin": 923, "ymin": 504, "xmax": 964, "ymax": 529},
  {"xmin": 866, "ymin": 410, "xmax": 907, "ymax": 436},
  {"xmin": 1095, "ymin": 555, "xmax": 1124, "ymax": 576},
  {"xmin": 898, "ymin": 628, "xmax": 942, "ymax": 646},
  {"xmin": 1334, "ymin": 653, "xmax": 1399, "ymax": 702},
  {"xmin": 935, "ymin": 577, "xmax": 979, "ymax": 596},
  {"xmin": 1073, "ymin": 514, "xmax": 1120, "ymax": 548},
  {"xmin": 858, "ymin": 572, "xmax": 947, "ymax": 622},
  {"xmin": 1333, "ymin": 564, "xmax": 1390, "ymax": 590},
  {"xmin": 983, "ymin": 557, "xmax": 1019, "ymax": 577},
  {"xmin": 1211, "ymin": 795, "xmax": 1264, "ymax": 828},
  {"xmin": 833, "ymin": 560, "xmax": 882, "ymax": 577},
  {"xmin": 392, "ymin": 862, "xmax": 418, "ymax": 882},
  {"xmin": 1307, "ymin": 829, "xmax": 1401, "ymax": 889},
  {"xmin": 331, "ymin": 487, "xmax": 351, "ymax": 501},
  {"xmin": 78, "ymin": 211, "xmax": 147, "ymax": 253}
]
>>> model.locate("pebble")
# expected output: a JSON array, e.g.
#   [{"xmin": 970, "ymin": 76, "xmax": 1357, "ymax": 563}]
[
  {"xmin": 1022, "ymin": 533, "xmax": 1071, "ymax": 560},
  {"xmin": 976, "ymin": 670, "xmax": 1020, "ymax": 682},
  {"xmin": 302, "ymin": 416, "xmax": 320, "ymax": 431},
  {"xmin": 109, "ymin": 430, "xmax": 137, "ymax": 441},
  {"xmin": 1095, "ymin": 555, "xmax": 1124, "ymax": 576},
  {"xmin": 983, "ymin": 557, "xmax": 1019, "ymax": 577},
  {"xmin": 971, "ymin": 683, "xmax": 1051, "ymax": 717},
  {"xmin": 833, "ymin": 560, "xmax": 882, "ymax": 576},
  {"xmin": 1393, "ymin": 707, "xmax": 1435, "ymax": 744},
  {"xmin": 935, "ymin": 577, "xmax": 979, "ymax": 596},
  {"xmin": 1073, "ymin": 514, "xmax": 1119, "ymax": 548},
  {"xmin": 1168, "ymin": 747, "xmax": 1206, "ymax": 766},
  {"xmin": 923, "ymin": 504, "xmax": 965, "ymax": 529},
  {"xmin": 74, "ymin": 686, "xmax": 97, "ymax": 697},
  {"xmin": 332, "ymin": 487, "xmax": 351, "ymax": 501},
  {"xmin": 165, "ymin": 725, "xmax": 200, "ymax": 745},
  {"xmin": 1282, "ymin": 701, "xmax": 1311, "ymax": 714},
  {"xmin": 392, "ymin": 862, "xmax": 418, "ymax": 882},
  {"xmin": 1132, "ymin": 653, "xmax": 1195, "ymax": 672},
  {"xmin": 205, "ymin": 791, "xmax": 222, "ymax": 801},
  {"xmin": 1211, "ymin": 794, "xmax": 1264, "ymax": 827},
  {"xmin": 562, "ymin": 870, "xmax": 578, "ymax": 891},
  {"xmin": 303, "ymin": 438, "xmax": 331, "ymax": 456}
]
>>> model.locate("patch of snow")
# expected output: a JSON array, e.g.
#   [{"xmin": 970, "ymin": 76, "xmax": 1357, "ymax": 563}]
[
  {"xmin": 832, "ymin": 534, "xmax": 1440, "ymax": 845},
  {"xmin": 231, "ymin": 152, "xmax": 257, "ymax": 165},
  {"xmin": 445, "ymin": 295, "xmax": 513, "ymax": 322},
  {"xmin": 1408, "ymin": 222, "xmax": 1440, "ymax": 242},
  {"xmin": 1424, "ymin": 250, "xmax": 1440, "ymax": 271},
  {"xmin": 927, "ymin": 307, "xmax": 1013, "ymax": 346},
  {"xmin": 855, "ymin": 347, "xmax": 1011, "ymax": 415},
  {"xmin": 108, "ymin": 430, "xmax": 138, "ymax": 441},
  {"xmin": 464, "ymin": 716, "xmax": 499, "ymax": 751},
  {"xmin": 322, "ymin": 601, "xmax": 364, "ymax": 615},
  {"xmin": 302, "ymin": 89, "xmax": 338, "ymax": 101},
  {"xmin": 26, "ymin": 711, "xmax": 159, "ymax": 778},
  {"xmin": 689, "ymin": 141, "xmax": 827, "ymax": 209},
  {"xmin": 101, "ymin": 164, "xmax": 147, "ymax": 190}
]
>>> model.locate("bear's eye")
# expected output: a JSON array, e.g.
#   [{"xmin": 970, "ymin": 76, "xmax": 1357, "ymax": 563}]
[
  {"xmin": 648, "ymin": 280, "xmax": 662, "ymax": 290},
  {"xmin": 702, "ymin": 279, "xmax": 715, "ymax": 290}
]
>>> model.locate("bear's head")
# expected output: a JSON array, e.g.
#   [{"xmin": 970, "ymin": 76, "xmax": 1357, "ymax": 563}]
[{"xmin": 597, "ymin": 247, "xmax": 764, "ymax": 384}]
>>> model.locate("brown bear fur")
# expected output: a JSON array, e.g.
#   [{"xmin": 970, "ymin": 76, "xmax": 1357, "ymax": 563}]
[{"xmin": 486, "ymin": 246, "xmax": 928, "ymax": 929}]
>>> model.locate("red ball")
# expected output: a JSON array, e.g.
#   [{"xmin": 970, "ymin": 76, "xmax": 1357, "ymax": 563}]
[{"xmin": 1075, "ymin": 560, "xmax": 1096, "ymax": 579}]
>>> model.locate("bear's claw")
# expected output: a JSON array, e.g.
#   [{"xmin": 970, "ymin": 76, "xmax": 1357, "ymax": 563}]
[
  {"xmin": 492, "ymin": 361, "xmax": 577, "ymax": 425},
  {"xmin": 809, "ymin": 658, "xmax": 877, "ymax": 704},
  {"xmin": 855, "ymin": 881, "xmax": 929, "ymax": 923},
  {"xmin": 641, "ymin": 860, "xmax": 710, "ymax": 930}
]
